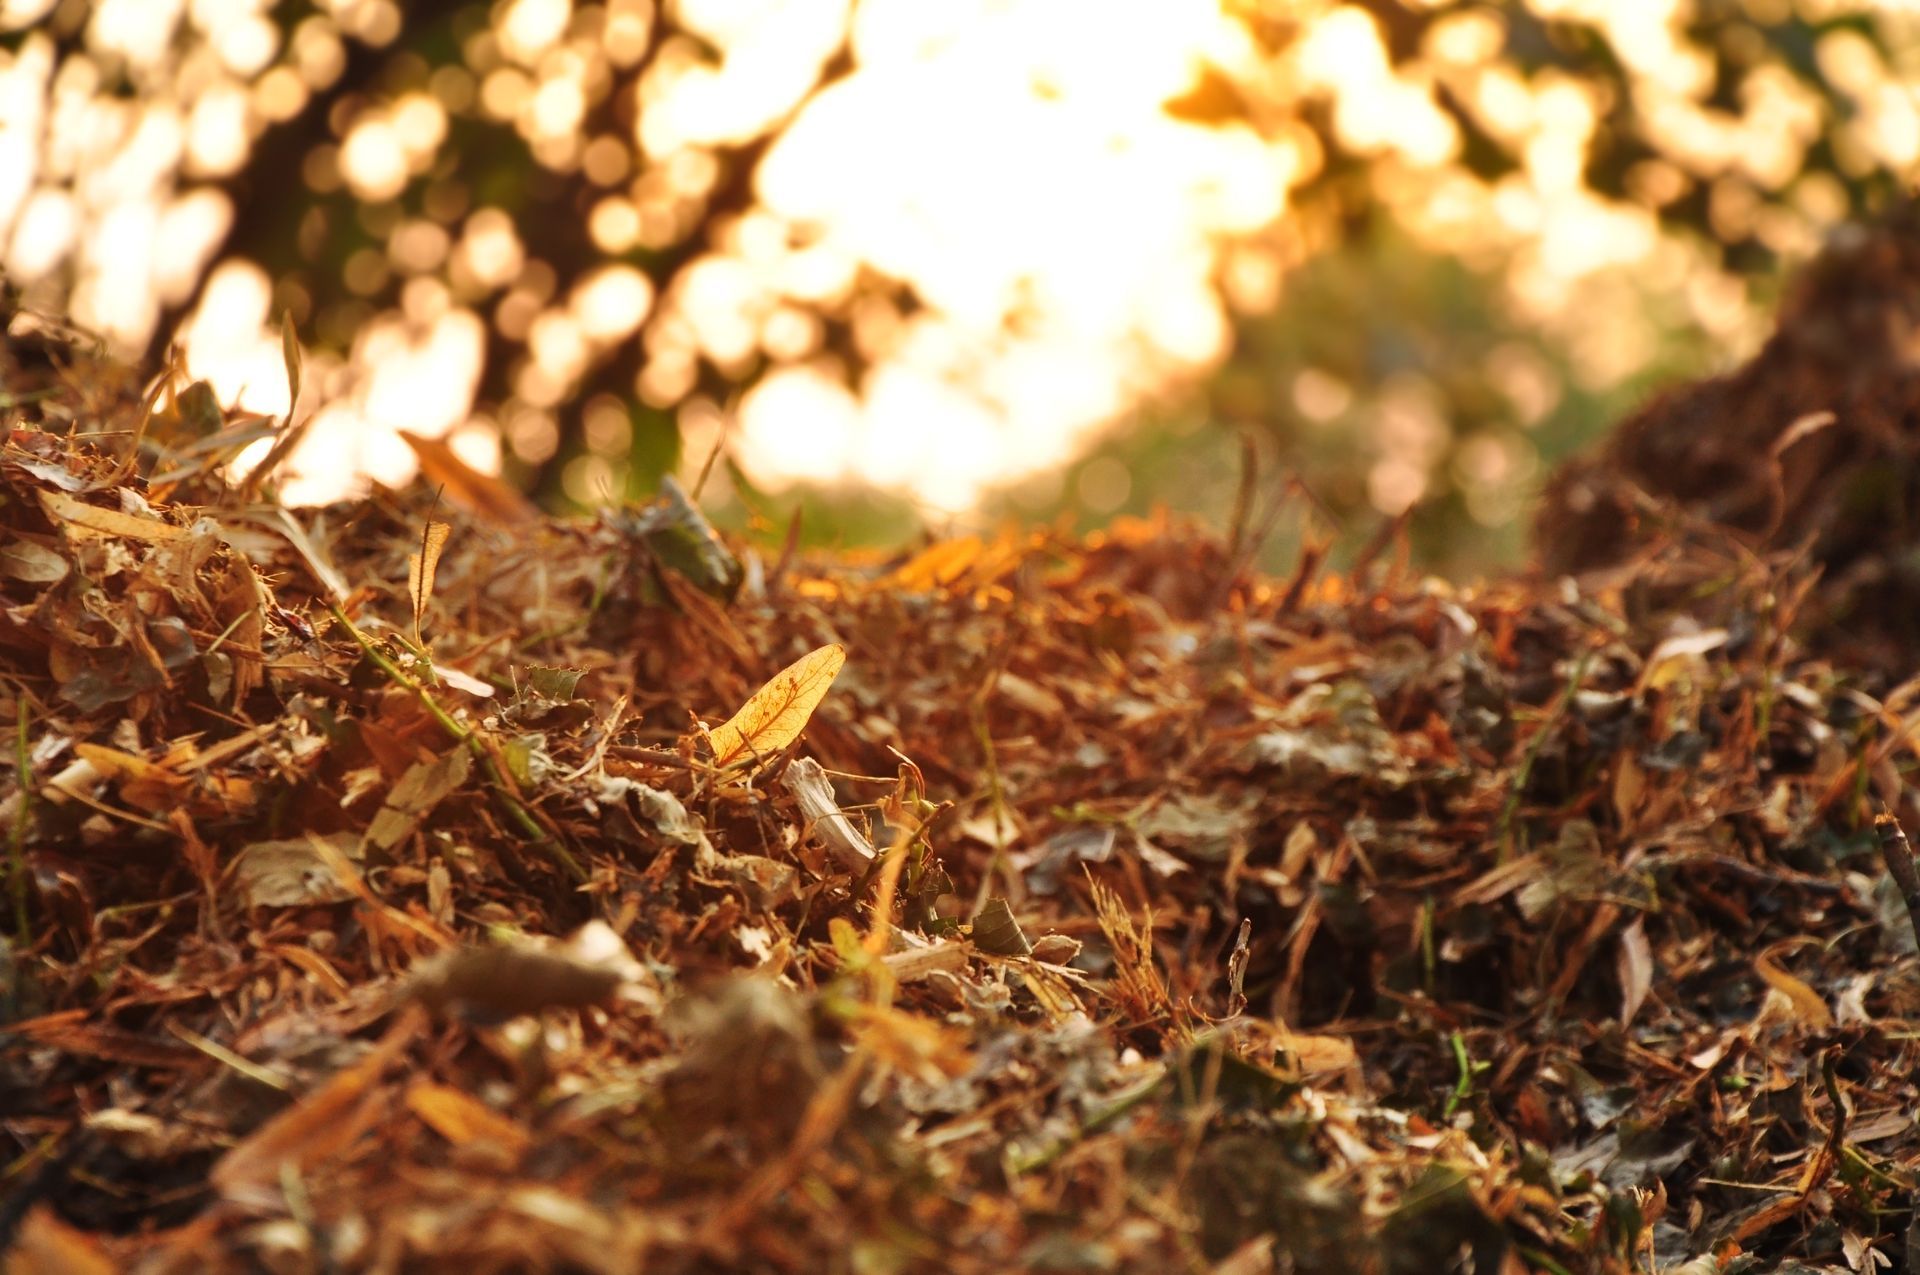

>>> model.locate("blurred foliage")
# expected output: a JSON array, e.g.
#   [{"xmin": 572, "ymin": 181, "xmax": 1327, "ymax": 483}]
[
  {"xmin": 2, "ymin": 0, "xmax": 1917, "ymax": 564},
  {"xmin": 1193, "ymin": 222, "xmax": 1743, "ymax": 575}
]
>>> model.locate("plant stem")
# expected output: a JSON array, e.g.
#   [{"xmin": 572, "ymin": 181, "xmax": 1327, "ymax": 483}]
[
  {"xmin": 8, "ymin": 701, "xmax": 31, "ymax": 943},
  {"xmin": 1496, "ymin": 647, "xmax": 1595, "ymax": 858},
  {"xmin": 326, "ymin": 600, "xmax": 587, "ymax": 884}
]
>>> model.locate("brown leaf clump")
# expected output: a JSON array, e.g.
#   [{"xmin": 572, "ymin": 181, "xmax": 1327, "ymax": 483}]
[
  {"xmin": 4, "ymin": 288, "xmax": 1920, "ymax": 1274},
  {"xmin": 1538, "ymin": 201, "xmax": 1920, "ymax": 673}
]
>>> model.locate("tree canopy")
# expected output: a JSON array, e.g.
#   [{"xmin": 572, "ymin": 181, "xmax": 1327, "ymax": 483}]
[{"xmin": 1, "ymin": 1, "xmax": 1915, "ymax": 548}]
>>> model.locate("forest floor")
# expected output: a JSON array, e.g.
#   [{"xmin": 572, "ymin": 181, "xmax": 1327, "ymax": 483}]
[{"xmin": 7, "ymin": 220, "xmax": 1920, "ymax": 1275}]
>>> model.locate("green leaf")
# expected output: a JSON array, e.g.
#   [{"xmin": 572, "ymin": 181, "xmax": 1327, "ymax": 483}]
[
  {"xmin": 175, "ymin": 381, "xmax": 223, "ymax": 438},
  {"xmin": 527, "ymin": 666, "xmax": 584, "ymax": 701}
]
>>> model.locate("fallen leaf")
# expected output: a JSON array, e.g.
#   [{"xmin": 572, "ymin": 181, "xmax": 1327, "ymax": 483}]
[
  {"xmin": 703, "ymin": 642, "xmax": 846, "ymax": 769},
  {"xmin": 406, "ymin": 923, "xmax": 641, "ymax": 1020},
  {"xmin": 1617, "ymin": 916, "xmax": 1653, "ymax": 1027},
  {"xmin": 407, "ymin": 519, "xmax": 451, "ymax": 648},
  {"xmin": 883, "ymin": 940, "xmax": 971, "ymax": 981},
  {"xmin": 0, "ymin": 536, "xmax": 69, "ymax": 583},
  {"xmin": 399, "ymin": 430, "xmax": 541, "ymax": 525},
  {"xmin": 431, "ymin": 662, "xmax": 495, "ymax": 697},
  {"xmin": 406, "ymin": 1080, "xmax": 531, "ymax": 1155},
  {"xmin": 887, "ymin": 536, "xmax": 983, "ymax": 589},
  {"xmin": 5, "ymin": 1205, "xmax": 119, "ymax": 1275},
  {"xmin": 1030, "ymin": 933, "xmax": 1082, "ymax": 965},
  {"xmin": 1612, "ymin": 750, "xmax": 1645, "ymax": 829},
  {"xmin": 366, "ymin": 746, "xmax": 474, "ymax": 850},
  {"xmin": 526, "ymin": 665, "xmax": 584, "ymax": 700},
  {"xmin": 234, "ymin": 832, "xmax": 364, "ymax": 907},
  {"xmin": 1637, "ymin": 629, "xmax": 1730, "ymax": 694},
  {"xmin": 1276, "ymin": 1030, "xmax": 1359, "ymax": 1075},
  {"xmin": 1754, "ymin": 943, "xmax": 1833, "ymax": 1031},
  {"xmin": 971, "ymin": 897, "xmax": 1032, "ymax": 956},
  {"xmin": 39, "ymin": 489, "xmax": 190, "ymax": 542},
  {"xmin": 212, "ymin": 554, "xmax": 267, "ymax": 706}
]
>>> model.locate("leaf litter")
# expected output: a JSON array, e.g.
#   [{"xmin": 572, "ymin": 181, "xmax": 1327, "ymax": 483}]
[{"xmin": 7, "ymin": 240, "xmax": 1920, "ymax": 1275}]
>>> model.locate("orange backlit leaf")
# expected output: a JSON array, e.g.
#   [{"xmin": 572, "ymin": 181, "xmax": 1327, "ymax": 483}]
[
  {"xmin": 405, "ymin": 1079, "xmax": 531, "ymax": 1156},
  {"xmin": 7, "ymin": 1205, "xmax": 119, "ymax": 1275},
  {"xmin": 887, "ymin": 536, "xmax": 983, "ymax": 590},
  {"xmin": 704, "ymin": 643, "xmax": 846, "ymax": 769},
  {"xmin": 407, "ymin": 519, "xmax": 451, "ymax": 648},
  {"xmin": 399, "ymin": 430, "xmax": 540, "ymax": 526},
  {"xmin": 39, "ymin": 490, "xmax": 190, "ymax": 542},
  {"xmin": 1753, "ymin": 943, "xmax": 1833, "ymax": 1031},
  {"xmin": 1275, "ymin": 1029, "xmax": 1359, "ymax": 1076}
]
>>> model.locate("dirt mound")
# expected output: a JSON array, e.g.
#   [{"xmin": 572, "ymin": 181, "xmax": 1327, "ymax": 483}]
[{"xmin": 1538, "ymin": 204, "xmax": 1920, "ymax": 668}]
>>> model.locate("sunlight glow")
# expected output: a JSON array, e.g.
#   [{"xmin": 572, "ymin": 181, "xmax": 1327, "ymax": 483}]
[
  {"xmin": 9, "ymin": 0, "xmax": 1920, "ymax": 522},
  {"xmin": 179, "ymin": 260, "xmax": 290, "ymax": 415},
  {"xmin": 700, "ymin": 0, "xmax": 1294, "ymax": 506}
]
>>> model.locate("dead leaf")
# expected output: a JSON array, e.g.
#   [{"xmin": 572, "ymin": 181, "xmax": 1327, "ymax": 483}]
[
  {"xmin": 406, "ymin": 1079, "xmax": 531, "ymax": 1156},
  {"xmin": 1030, "ymin": 933, "xmax": 1082, "ymax": 965},
  {"xmin": 400, "ymin": 430, "xmax": 541, "ymax": 526},
  {"xmin": 970, "ymin": 897, "xmax": 1032, "ymax": 956},
  {"xmin": 703, "ymin": 642, "xmax": 846, "ymax": 769},
  {"xmin": 1275, "ymin": 1029, "xmax": 1358, "ymax": 1075},
  {"xmin": 212, "ymin": 554, "xmax": 266, "ymax": 706},
  {"xmin": 1637, "ymin": 629, "xmax": 1729, "ymax": 694},
  {"xmin": 39, "ymin": 489, "xmax": 190, "ymax": 542},
  {"xmin": 995, "ymin": 670, "xmax": 1065, "ymax": 718},
  {"xmin": 407, "ymin": 519, "xmax": 451, "ymax": 648},
  {"xmin": 366, "ymin": 746, "xmax": 474, "ymax": 850},
  {"xmin": 5, "ymin": 1205, "xmax": 119, "ymax": 1275},
  {"xmin": 883, "ymin": 940, "xmax": 971, "ymax": 982},
  {"xmin": 430, "ymin": 662, "xmax": 495, "ymax": 697},
  {"xmin": 887, "ymin": 536, "xmax": 983, "ymax": 589},
  {"xmin": 0, "ymin": 536, "xmax": 69, "ymax": 583},
  {"xmin": 234, "ymin": 832, "xmax": 364, "ymax": 907},
  {"xmin": 406, "ymin": 922, "xmax": 642, "ymax": 1019},
  {"xmin": 1612, "ymin": 750, "xmax": 1645, "ymax": 830},
  {"xmin": 210, "ymin": 1007, "xmax": 422, "ymax": 1206},
  {"xmin": 1754, "ymin": 943, "xmax": 1834, "ymax": 1031},
  {"xmin": 1617, "ymin": 916, "xmax": 1653, "ymax": 1027}
]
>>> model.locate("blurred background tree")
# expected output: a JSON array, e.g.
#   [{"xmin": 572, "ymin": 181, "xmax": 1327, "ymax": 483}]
[{"xmin": 1, "ymin": 0, "xmax": 1915, "ymax": 571}]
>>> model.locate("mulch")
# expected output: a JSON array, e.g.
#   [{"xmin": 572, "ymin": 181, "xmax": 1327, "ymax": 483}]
[{"xmin": 6, "ymin": 225, "xmax": 1920, "ymax": 1274}]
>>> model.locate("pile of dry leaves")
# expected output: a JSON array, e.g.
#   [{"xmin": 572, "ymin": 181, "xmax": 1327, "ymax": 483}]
[
  {"xmin": 5, "ymin": 254, "xmax": 1920, "ymax": 1274},
  {"xmin": 1539, "ymin": 202, "xmax": 1920, "ymax": 675}
]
